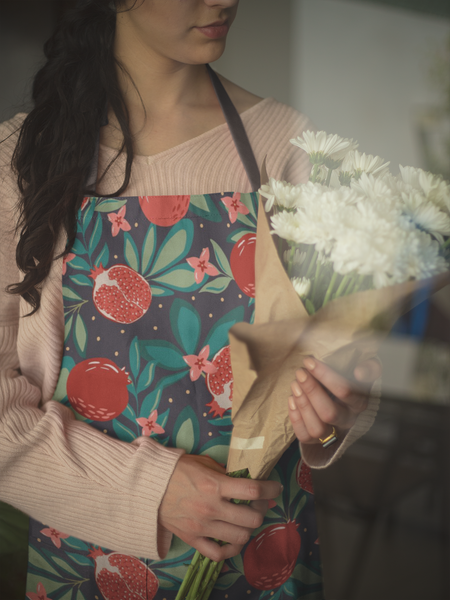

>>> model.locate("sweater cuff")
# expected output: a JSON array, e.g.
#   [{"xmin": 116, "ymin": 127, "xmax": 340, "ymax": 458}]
[{"xmin": 300, "ymin": 378, "xmax": 381, "ymax": 469}]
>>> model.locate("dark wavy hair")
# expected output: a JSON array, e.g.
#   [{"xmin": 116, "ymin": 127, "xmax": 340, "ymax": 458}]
[{"xmin": 7, "ymin": 0, "xmax": 138, "ymax": 314}]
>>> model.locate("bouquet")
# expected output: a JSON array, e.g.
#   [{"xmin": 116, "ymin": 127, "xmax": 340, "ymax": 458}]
[{"xmin": 176, "ymin": 132, "xmax": 450, "ymax": 599}]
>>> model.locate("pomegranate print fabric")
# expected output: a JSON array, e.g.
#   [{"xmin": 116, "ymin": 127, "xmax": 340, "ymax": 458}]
[{"xmin": 26, "ymin": 192, "xmax": 322, "ymax": 600}]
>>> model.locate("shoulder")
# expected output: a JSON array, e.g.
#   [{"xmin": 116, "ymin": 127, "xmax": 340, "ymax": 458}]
[
  {"xmin": 240, "ymin": 99, "xmax": 315, "ymax": 184},
  {"xmin": 0, "ymin": 113, "xmax": 26, "ymax": 173},
  {"xmin": 0, "ymin": 113, "xmax": 26, "ymax": 214}
]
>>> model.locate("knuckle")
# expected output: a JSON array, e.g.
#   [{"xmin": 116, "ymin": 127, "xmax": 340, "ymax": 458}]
[
  {"xmin": 253, "ymin": 512, "xmax": 264, "ymax": 529},
  {"xmin": 237, "ymin": 529, "xmax": 251, "ymax": 545},
  {"xmin": 309, "ymin": 423, "xmax": 326, "ymax": 439},
  {"xmin": 322, "ymin": 405, "xmax": 339, "ymax": 424},
  {"xmin": 246, "ymin": 481, "xmax": 262, "ymax": 500},
  {"xmin": 335, "ymin": 383, "xmax": 352, "ymax": 401}
]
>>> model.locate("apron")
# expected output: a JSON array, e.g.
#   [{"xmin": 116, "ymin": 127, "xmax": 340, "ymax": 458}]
[{"xmin": 25, "ymin": 66, "xmax": 323, "ymax": 600}]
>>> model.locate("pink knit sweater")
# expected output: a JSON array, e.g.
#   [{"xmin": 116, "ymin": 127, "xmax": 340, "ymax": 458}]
[{"xmin": 0, "ymin": 100, "xmax": 379, "ymax": 560}]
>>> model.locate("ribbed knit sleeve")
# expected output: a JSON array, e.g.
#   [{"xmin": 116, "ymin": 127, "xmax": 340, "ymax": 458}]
[{"xmin": 0, "ymin": 115, "xmax": 183, "ymax": 560}]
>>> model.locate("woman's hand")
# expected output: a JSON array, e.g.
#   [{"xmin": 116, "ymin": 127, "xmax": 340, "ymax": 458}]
[
  {"xmin": 159, "ymin": 454, "xmax": 282, "ymax": 562},
  {"xmin": 288, "ymin": 357, "xmax": 381, "ymax": 446}
]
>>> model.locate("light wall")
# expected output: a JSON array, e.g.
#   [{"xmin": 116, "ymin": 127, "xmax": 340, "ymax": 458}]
[{"xmin": 291, "ymin": 0, "xmax": 450, "ymax": 171}]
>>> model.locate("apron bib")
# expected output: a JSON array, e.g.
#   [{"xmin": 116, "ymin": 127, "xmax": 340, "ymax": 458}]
[{"xmin": 25, "ymin": 67, "xmax": 323, "ymax": 600}]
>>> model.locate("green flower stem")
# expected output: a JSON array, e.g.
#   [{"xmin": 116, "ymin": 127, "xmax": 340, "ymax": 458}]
[
  {"xmin": 287, "ymin": 244, "xmax": 296, "ymax": 277},
  {"xmin": 305, "ymin": 247, "xmax": 317, "ymax": 279},
  {"xmin": 187, "ymin": 556, "xmax": 211, "ymax": 600},
  {"xmin": 352, "ymin": 274, "xmax": 366, "ymax": 294},
  {"xmin": 325, "ymin": 167, "xmax": 334, "ymax": 187},
  {"xmin": 334, "ymin": 274, "xmax": 351, "ymax": 299},
  {"xmin": 322, "ymin": 271, "xmax": 338, "ymax": 307},
  {"xmin": 197, "ymin": 560, "xmax": 218, "ymax": 599},
  {"xmin": 200, "ymin": 561, "xmax": 225, "ymax": 600},
  {"xmin": 311, "ymin": 260, "xmax": 323, "ymax": 303},
  {"xmin": 175, "ymin": 551, "xmax": 202, "ymax": 600},
  {"xmin": 310, "ymin": 163, "xmax": 320, "ymax": 183},
  {"xmin": 443, "ymin": 237, "xmax": 450, "ymax": 248}
]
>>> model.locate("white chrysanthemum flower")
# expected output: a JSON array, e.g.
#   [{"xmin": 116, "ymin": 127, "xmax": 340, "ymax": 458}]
[
  {"xmin": 351, "ymin": 172, "xmax": 398, "ymax": 207},
  {"xmin": 341, "ymin": 150, "xmax": 390, "ymax": 179},
  {"xmin": 270, "ymin": 210, "xmax": 303, "ymax": 244},
  {"xmin": 401, "ymin": 189, "xmax": 450, "ymax": 242},
  {"xmin": 291, "ymin": 277, "xmax": 311, "ymax": 298},
  {"xmin": 399, "ymin": 166, "xmax": 450, "ymax": 212},
  {"xmin": 259, "ymin": 178, "xmax": 303, "ymax": 212},
  {"xmin": 392, "ymin": 229, "xmax": 448, "ymax": 283},
  {"xmin": 283, "ymin": 248, "xmax": 307, "ymax": 269},
  {"xmin": 290, "ymin": 130, "xmax": 358, "ymax": 165}
]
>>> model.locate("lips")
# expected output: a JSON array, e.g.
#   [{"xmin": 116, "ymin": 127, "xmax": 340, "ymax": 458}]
[{"xmin": 196, "ymin": 20, "xmax": 229, "ymax": 39}]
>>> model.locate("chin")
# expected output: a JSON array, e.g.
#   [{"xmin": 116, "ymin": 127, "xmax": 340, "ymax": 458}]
[{"xmin": 184, "ymin": 40, "xmax": 228, "ymax": 66}]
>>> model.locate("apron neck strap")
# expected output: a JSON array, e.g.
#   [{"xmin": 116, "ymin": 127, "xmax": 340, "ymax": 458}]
[
  {"xmin": 87, "ymin": 65, "xmax": 261, "ymax": 192},
  {"xmin": 206, "ymin": 64, "xmax": 260, "ymax": 191}
]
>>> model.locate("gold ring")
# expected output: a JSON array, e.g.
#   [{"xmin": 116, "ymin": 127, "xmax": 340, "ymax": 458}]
[{"xmin": 319, "ymin": 426, "xmax": 337, "ymax": 448}]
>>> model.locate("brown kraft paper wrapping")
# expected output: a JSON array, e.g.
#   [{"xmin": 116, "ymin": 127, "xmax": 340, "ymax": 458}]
[{"xmin": 226, "ymin": 161, "xmax": 450, "ymax": 480}]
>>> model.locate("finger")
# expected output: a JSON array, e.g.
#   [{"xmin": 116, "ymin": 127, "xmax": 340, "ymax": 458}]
[
  {"xmin": 289, "ymin": 387, "xmax": 333, "ymax": 441},
  {"xmin": 301, "ymin": 359, "xmax": 367, "ymax": 415},
  {"xmin": 354, "ymin": 358, "xmax": 382, "ymax": 383},
  {"xmin": 288, "ymin": 394, "xmax": 316, "ymax": 443},
  {"xmin": 221, "ymin": 476, "xmax": 282, "ymax": 503},
  {"xmin": 216, "ymin": 500, "xmax": 265, "ymax": 531},
  {"xmin": 193, "ymin": 537, "xmax": 244, "ymax": 562}
]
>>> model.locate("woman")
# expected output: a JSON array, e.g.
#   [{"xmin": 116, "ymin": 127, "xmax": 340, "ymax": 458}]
[{"xmin": 0, "ymin": 1, "xmax": 380, "ymax": 598}]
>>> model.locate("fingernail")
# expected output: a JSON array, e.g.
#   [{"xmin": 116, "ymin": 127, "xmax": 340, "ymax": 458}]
[
  {"xmin": 292, "ymin": 381, "xmax": 302, "ymax": 397},
  {"xmin": 288, "ymin": 396, "xmax": 297, "ymax": 411},
  {"xmin": 304, "ymin": 357, "xmax": 315, "ymax": 370},
  {"xmin": 297, "ymin": 369, "xmax": 307, "ymax": 383}
]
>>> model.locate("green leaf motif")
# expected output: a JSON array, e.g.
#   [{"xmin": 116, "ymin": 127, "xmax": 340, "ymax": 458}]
[
  {"xmin": 88, "ymin": 214, "xmax": 103, "ymax": 256},
  {"xmin": 203, "ymin": 306, "xmax": 245, "ymax": 356},
  {"xmin": 95, "ymin": 198, "xmax": 127, "ymax": 213},
  {"xmin": 51, "ymin": 556, "xmax": 82, "ymax": 578},
  {"xmin": 27, "ymin": 547, "xmax": 61, "ymax": 578},
  {"xmin": 82, "ymin": 196, "xmax": 96, "ymax": 234},
  {"xmin": 239, "ymin": 192, "xmax": 258, "ymax": 220},
  {"xmin": 291, "ymin": 562, "xmax": 322, "ymax": 585},
  {"xmin": 170, "ymin": 299, "xmax": 201, "ymax": 355},
  {"xmin": 236, "ymin": 213, "xmax": 255, "ymax": 228},
  {"xmin": 292, "ymin": 494, "xmax": 307, "ymax": 522},
  {"xmin": 226, "ymin": 229, "xmax": 249, "ymax": 244},
  {"xmin": 140, "ymin": 340, "xmax": 187, "ymax": 371},
  {"xmin": 74, "ymin": 314, "xmax": 87, "ymax": 357},
  {"xmin": 139, "ymin": 387, "xmax": 162, "ymax": 418},
  {"xmin": 64, "ymin": 314, "xmax": 74, "ymax": 342},
  {"xmin": 141, "ymin": 225, "xmax": 156, "ymax": 275},
  {"xmin": 71, "ymin": 238, "xmax": 87, "ymax": 256},
  {"xmin": 149, "ymin": 286, "xmax": 174, "ymax": 297},
  {"xmin": 137, "ymin": 362, "xmax": 156, "ymax": 394},
  {"xmin": 210, "ymin": 239, "xmax": 233, "ymax": 278},
  {"xmin": 152, "ymin": 265, "xmax": 199, "ymax": 293},
  {"xmin": 68, "ymin": 255, "xmax": 91, "ymax": 271},
  {"xmin": 113, "ymin": 420, "xmax": 137, "ymax": 443},
  {"xmin": 156, "ymin": 370, "xmax": 187, "ymax": 392},
  {"xmin": 61, "ymin": 536, "xmax": 89, "ymax": 552},
  {"xmin": 62, "ymin": 287, "xmax": 82, "ymax": 302},
  {"xmin": 66, "ymin": 552, "xmax": 92, "ymax": 566},
  {"xmin": 216, "ymin": 572, "xmax": 242, "ymax": 590},
  {"xmin": 173, "ymin": 406, "xmax": 200, "ymax": 453},
  {"xmin": 200, "ymin": 439, "xmax": 229, "ymax": 466},
  {"xmin": 124, "ymin": 232, "xmax": 140, "ymax": 272},
  {"xmin": 156, "ymin": 577, "xmax": 178, "ymax": 590},
  {"xmin": 189, "ymin": 194, "xmax": 221, "ymax": 222},
  {"xmin": 200, "ymin": 276, "xmax": 231, "ymax": 295},
  {"xmin": 69, "ymin": 274, "xmax": 93, "ymax": 287},
  {"xmin": 175, "ymin": 418, "xmax": 195, "ymax": 453},
  {"xmin": 95, "ymin": 243, "xmax": 109, "ymax": 269},
  {"xmin": 150, "ymin": 220, "xmax": 194, "ymax": 276},
  {"xmin": 129, "ymin": 335, "xmax": 140, "ymax": 380}
]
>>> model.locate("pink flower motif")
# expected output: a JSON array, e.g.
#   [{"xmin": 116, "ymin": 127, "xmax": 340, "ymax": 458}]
[
  {"xmin": 183, "ymin": 345, "xmax": 217, "ymax": 381},
  {"xmin": 26, "ymin": 582, "xmax": 51, "ymax": 600},
  {"xmin": 221, "ymin": 193, "xmax": 250, "ymax": 224},
  {"xmin": 186, "ymin": 248, "xmax": 219, "ymax": 284},
  {"xmin": 62, "ymin": 253, "xmax": 76, "ymax": 275},
  {"xmin": 136, "ymin": 410, "xmax": 165, "ymax": 436},
  {"xmin": 40, "ymin": 527, "xmax": 69, "ymax": 549},
  {"xmin": 107, "ymin": 206, "xmax": 131, "ymax": 237}
]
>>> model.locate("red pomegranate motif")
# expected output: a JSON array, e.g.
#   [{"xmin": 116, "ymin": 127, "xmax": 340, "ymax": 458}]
[
  {"xmin": 230, "ymin": 233, "xmax": 256, "ymax": 297},
  {"xmin": 205, "ymin": 346, "xmax": 233, "ymax": 418},
  {"xmin": 88, "ymin": 547, "xmax": 158, "ymax": 600},
  {"xmin": 243, "ymin": 521, "xmax": 301, "ymax": 590},
  {"xmin": 90, "ymin": 264, "xmax": 152, "ymax": 324},
  {"xmin": 139, "ymin": 195, "xmax": 190, "ymax": 227},
  {"xmin": 67, "ymin": 358, "xmax": 131, "ymax": 421},
  {"xmin": 296, "ymin": 458, "xmax": 314, "ymax": 494}
]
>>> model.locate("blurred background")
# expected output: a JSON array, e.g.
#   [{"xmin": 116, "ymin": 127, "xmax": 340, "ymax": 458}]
[{"xmin": 1, "ymin": 0, "xmax": 450, "ymax": 599}]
